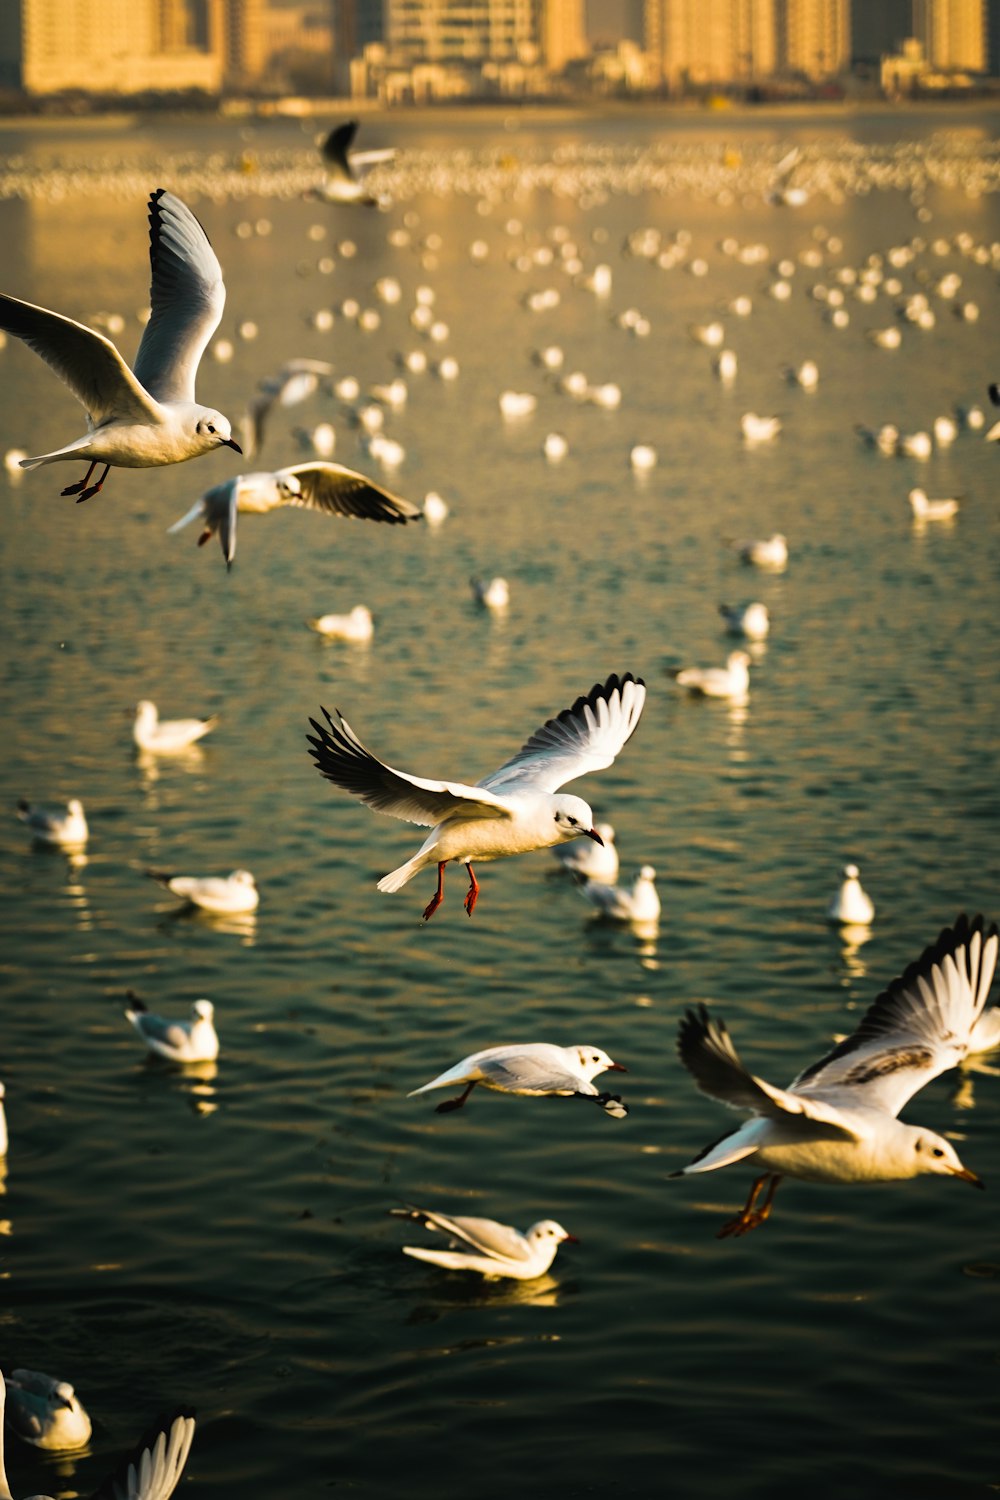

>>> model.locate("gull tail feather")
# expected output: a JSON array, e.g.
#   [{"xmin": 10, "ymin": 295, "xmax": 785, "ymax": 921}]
[
  {"xmin": 377, "ymin": 850, "xmax": 433, "ymax": 894},
  {"xmin": 19, "ymin": 434, "xmax": 96, "ymax": 469},
  {"xmin": 167, "ymin": 498, "xmax": 206, "ymax": 534}
]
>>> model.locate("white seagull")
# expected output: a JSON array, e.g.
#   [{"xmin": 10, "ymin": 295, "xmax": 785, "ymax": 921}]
[
  {"xmin": 672, "ymin": 914, "xmax": 996, "ymax": 1238},
  {"xmin": 168, "ymin": 460, "xmax": 420, "ymax": 570},
  {"xmin": 408, "ymin": 1041, "xmax": 628, "ymax": 1116},
  {"xmin": 579, "ymin": 864, "xmax": 660, "ymax": 924},
  {"xmin": 307, "ymin": 672, "xmax": 646, "ymax": 920},
  {"xmin": 553, "ymin": 821, "xmax": 619, "ymax": 883},
  {"xmin": 735, "ymin": 533, "xmax": 788, "ymax": 570},
  {"xmin": 673, "ymin": 651, "xmax": 751, "ymax": 702},
  {"xmin": 391, "ymin": 1206, "xmax": 577, "ymax": 1281},
  {"xmin": 133, "ymin": 700, "xmax": 217, "ymax": 754},
  {"xmin": 827, "ymin": 863, "xmax": 874, "ymax": 926},
  {"xmin": 471, "ymin": 576, "xmax": 510, "ymax": 611},
  {"xmin": 0, "ymin": 189, "xmax": 240, "ymax": 502},
  {"xmin": 16, "ymin": 797, "xmax": 88, "ymax": 849},
  {"xmin": 719, "ymin": 602, "xmax": 770, "ymax": 641},
  {"xmin": 146, "ymin": 867, "xmax": 258, "ymax": 915},
  {"xmin": 309, "ymin": 120, "xmax": 395, "ymax": 206},
  {"xmin": 3, "ymin": 1370, "xmax": 91, "ymax": 1451},
  {"xmin": 241, "ymin": 358, "xmax": 333, "ymax": 458},
  {"xmin": 907, "ymin": 487, "xmax": 959, "ymax": 523},
  {"xmin": 306, "ymin": 604, "xmax": 374, "ymax": 643},
  {"xmin": 0, "ymin": 1375, "xmax": 195, "ymax": 1500},
  {"xmin": 125, "ymin": 993, "xmax": 220, "ymax": 1063}
]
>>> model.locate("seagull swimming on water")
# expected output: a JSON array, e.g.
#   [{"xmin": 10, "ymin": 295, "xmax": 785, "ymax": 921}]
[
  {"xmin": 133, "ymin": 700, "xmax": 217, "ymax": 754},
  {"xmin": 409, "ymin": 1041, "xmax": 628, "ymax": 1116},
  {"xmin": 146, "ymin": 868, "xmax": 258, "ymax": 915},
  {"xmin": 16, "ymin": 797, "xmax": 88, "ymax": 849},
  {"xmin": 307, "ymin": 672, "xmax": 646, "ymax": 920},
  {"xmin": 3, "ymin": 1370, "xmax": 92, "ymax": 1451},
  {"xmin": 125, "ymin": 993, "xmax": 220, "ymax": 1063},
  {"xmin": 168, "ymin": 460, "xmax": 420, "ymax": 570},
  {"xmin": 391, "ymin": 1206, "xmax": 577, "ymax": 1280},
  {"xmin": 0, "ymin": 1371, "xmax": 195, "ymax": 1500},
  {"xmin": 672, "ymin": 914, "xmax": 996, "ymax": 1238},
  {"xmin": 0, "ymin": 189, "xmax": 240, "ymax": 502}
]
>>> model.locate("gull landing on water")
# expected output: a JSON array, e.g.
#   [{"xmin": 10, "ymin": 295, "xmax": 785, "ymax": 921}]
[
  {"xmin": 672, "ymin": 914, "xmax": 996, "ymax": 1238},
  {"xmin": 168, "ymin": 460, "xmax": 420, "ymax": 570},
  {"xmin": 0, "ymin": 189, "xmax": 240, "ymax": 503},
  {"xmin": 408, "ymin": 1041, "xmax": 628, "ymax": 1117},
  {"xmin": 307, "ymin": 672, "xmax": 646, "ymax": 921},
  {"xmin": 391, "ymin": 1206, "xmax": 577, "ymax": 1281}
]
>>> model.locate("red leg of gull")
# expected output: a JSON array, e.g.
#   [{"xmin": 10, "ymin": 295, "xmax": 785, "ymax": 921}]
[
  {"xmin": 76, "ymin": 464, "xmax": 111, "ymax": 502},
  {"xmin": 435, "ymin": 1082, "xmax": 475, "ymax": 1114},
  {"xmin": 463, "ymin": 864, "xmax": 480, "ymax": 917},
  {"xmin": 716, "ymin": 1174, "xmax": 783, "ymax": 1239},
  {"xmin": 61, "ymin": 461, "xmax": 98, "ymax": 497},
  {"xmin": 421, "ymin": 861, "xmax": 447, "ymax": 922},
  {"xmin": 197, "ymin": 529, "xmax": 213, "ymax": 547}
]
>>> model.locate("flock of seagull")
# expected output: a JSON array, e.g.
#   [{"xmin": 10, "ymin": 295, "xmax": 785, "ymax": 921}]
[{"xmin": 3, "ymin": 118, "xmax": 1000, "ymax": 1492}]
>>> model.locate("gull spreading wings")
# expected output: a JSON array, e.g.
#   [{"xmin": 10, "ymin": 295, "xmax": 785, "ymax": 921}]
[
  {"xmin": 306, "ymin": 672, "xmax": 646, "ymax": 918},
  {"xmin": 674, "ymin": 914, "xmax": 997, "ymax": 1236}
]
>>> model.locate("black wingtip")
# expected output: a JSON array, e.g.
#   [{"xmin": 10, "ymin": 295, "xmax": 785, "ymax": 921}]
[{"xmin": 989, "ymin": 382, "xmax": 1000, "ymax": 407}]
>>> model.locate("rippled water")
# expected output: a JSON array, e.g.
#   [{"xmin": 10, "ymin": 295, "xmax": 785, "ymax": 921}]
[{"xmin": 1, "ymin": 107, "xmax": 999, "ymax": 1500}]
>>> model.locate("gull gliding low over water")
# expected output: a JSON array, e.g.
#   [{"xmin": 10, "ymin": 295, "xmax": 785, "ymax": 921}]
[
  {"xmin": 0, "ymin": 189, "xmax": 240, "ymax": 502},
  {"xmin": 168, "ymin": 460, "xmax": 421, "ymax": 569},
  {"xmin": 391, "ymin": 1206, "xmax": 577, "ymax": 1280},
  {"xmin": 307, "ymin": 672, "xmax": 646, "ymax": 920},
  {"xmin": 408, "ymin": 1041, "xmax": 628, "ymax": 1117},
  {"xmin": 672, "ymin": 914, "xmax": 996, "ymax": 1238},
  {"xmin": 309, "ymin": 119, "xmax": 396, "ymax": 206}
]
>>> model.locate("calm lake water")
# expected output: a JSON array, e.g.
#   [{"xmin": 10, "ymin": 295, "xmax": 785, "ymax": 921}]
[{"xmin": 0, "ymin": 105, "xmax": 998, "ymax": 1500}]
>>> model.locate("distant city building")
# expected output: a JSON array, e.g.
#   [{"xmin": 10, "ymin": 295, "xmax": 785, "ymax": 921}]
[
  {"xmin": 644, "ymin": 0, "xmax": 777, "ymax": 91},
  {"xmin": 0, "ymin": 0, "xmax": 222, "ymax": 94},
  {"xmin": 776, "ymin": 0, "xmax": 849, "ymax": 78},
  {"xmin": 543, "ymin": 0, "xmax": 588, "ymax": 70},
  {"xmin": 385, "ymin": 0, "xmax": 538, "ymax": 64},
  {"xmin": 912, "ymin": 0, "xmax": 985, "ymax": 70},
  {"xmin": 849, "ymin": 0, "xmax": 910, "ymax": 66}
]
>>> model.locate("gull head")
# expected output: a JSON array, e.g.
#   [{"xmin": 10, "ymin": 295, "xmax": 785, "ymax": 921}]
[
  {"xmin": 570, "ymin": 1046, "xmax": 626, "ymax": 1082},
  {"xmin": 231, "ymin": 870, "xmax": 257, "ymax": 888},
  {"xmin": 67, "ymin": 798, "xmax": 85, "ymax": 816},
  {"xmin": 192, "ymin": 999, "xmax": 215, "ymax": 1022},
  {"xmin": 551, "ymin": 794, "xmax": 601, "ymax": 845},
  {"xmin": 842, "ymin": 863, "xmax": 860, "ymax": 879},
  {"xmin": 195, "ymin": 409, "xmax": 243, "ymax": 455},
  {"xmin": 909, "ymin": 1126, "xmax": 983, "ymax": 1188},
  {"xmin": 527, "ymin": 1220, "xmax": 578, "ymax": 1247}
]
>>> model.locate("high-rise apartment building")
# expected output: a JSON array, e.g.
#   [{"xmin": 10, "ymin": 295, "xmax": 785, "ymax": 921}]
[
  {"xmin": 912, "ymin": 0, "xmax": 985, "ymax": 70},
  {"xmin": 0, "ymin": 0, "xmax": 222, "ymax": 93},
  {"xmin": 776, "ymin": 0, "xmax": 849, "ymax": 76},
  {"xmin": 385, "ymin": 0, "xmax": 538, "ymax": 62},
  {"xmin": 542, "ymin": 0, "xmax": 586, "ymax": 69},
  {"xmin": 644, "ymin": 0, "xmax": 776, "ymax": 89}
]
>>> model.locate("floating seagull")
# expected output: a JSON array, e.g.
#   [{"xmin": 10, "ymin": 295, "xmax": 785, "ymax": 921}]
[
  {"xmin": 306, "ymin": 604, "xmax": 373, "ymax": 643},
  {"xmin": 146, "ymin": 867, "xmax": 258, "ymax": 915},
  {"xmin": 672, "ymin": 914, "xmax": 995, "ymax": 1237},
  {"xmin": 241, "ymin": 358, "xmax": 333, "ymax": 458},
  {"xmin": 719, "ymin": 602, "xmax": 769, "ymax": 640},
  {"xmin": 553, "ymin": 821, "xmax": 619, "ymax": 883},
  {"xmin": 907, "ymin": 487, "xmax": 959, "ymax": 523},
  {"xmin": 125, "ymin": 993, "xmax": 220, "ymax": 1063},
  {"xmin": 578, "ymin": 864, "xmax": 660, "ymax": 924},
  {"xmin": 827, "ymin": 863, "xmax": 874, "ymax": 926},
  {"xmin": 168, "ymin": 461, "xmax": 420, "ymax": 570},
  {"xmin": 672, "ymin": 651, "xmax": 751, "ymax": 702},
  {"xmin": 391, "ymin": 1206, "xmax": 577, "ymax": 1280},
  {"xmin": 0, "ymin": 189, "xmax": 240, "ymax": 502},
  {"xmin": 16, "ymin": 797, "xmax": 88, "ymax": 849},
  {"xmin": 740, "ymin": 413, "xmax": 781, "ymax": 444},
  {"xmin": 0, "ymin": 1374, "xmax": 195, "ymax": 1500},
  {"xmin": 3, "ymin": 1370, "xmax": 91, "ymax": 1451},
  {"xmin": 408, "ymin": 1041, "xmax": 628, "ymax": 1116},
  {"xmin": 422, "ymin": 491, "xmax": 449, "ymax": 526},
  {"xmin": 309, "ymin": 120, "xmax": 395, "ymax": 206},
  {"xmin": 735, "ymin": 532, "xmax": 788, "ymax": 569},
  {"xmin": 307, "ymin": 672, "xmax": 646, "ymax": 920},
  {"xmin": 471, "ymin": 576, "xmax": 510, "ymax": 611},
  {"xmin": 133, "ymin": 700, "xmax": 217, "ymax": 754}
]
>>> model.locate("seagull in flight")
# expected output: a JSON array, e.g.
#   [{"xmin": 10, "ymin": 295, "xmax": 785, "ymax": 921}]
[
  {"xmin": 391, "ymin": 1206, "xmax": 577, "ymax": 1280},
  {"xmin": 0, "ymin": 189, "xmax": 241, "ymax": 502},
  {"xmin": 307, "ymin": 672, "xmax": 646, "ymax": 920},
  {"xmin": 168, "ymin": 460, "xmax": 421, "ymax": 570},
  {"xmin": 309, "ymin": 120, "xmax": 396, "ymax": 206},
  {"xmin": 408, "ymin": 1041, "xmax": 628, "ymax": 1116},
  {"xmin": 672, "ymin": 914, "xmax": 996, "ymax": 1238}
]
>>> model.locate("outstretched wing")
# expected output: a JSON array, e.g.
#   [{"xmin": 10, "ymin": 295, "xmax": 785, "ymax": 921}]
[
  {"xmin": 676, "ymin": 1005, "xmax": 860, "ymax": 1138},
  {"xmin": 276, "ymin": 461, "xmax": 421, "ymax": 524},
  {"xmin": 478, "ymin": 1051, "xmax": 596, "ymax": 1097},
  {"xmin": 0, "ymin": 293, "xmax": 157, "ymax": 424},
  {"xmin": 307, "ymin": 707, "xmax": 510, "ymax": 827},
  {"xmin": 390, "ymin": 1206, "xmax": 531, "ymax": 1263},
  {"xmin": 792, "ymin": 913, "xmax": 999, "ymax": 1118},
  {"xmin": 481, "ymin": 672, "xmax": 646, "ymax": 796},
  {"xmin": 320, "ymin": 121, "xmax": 358, "ymax": 173},
  {"xmin": 90, "ymin": 1409, "xmax": 196, "ymax": 1500},
  {"xmin": 133, "ymin": 189, "xmax": 226, "ymax": 404}
]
